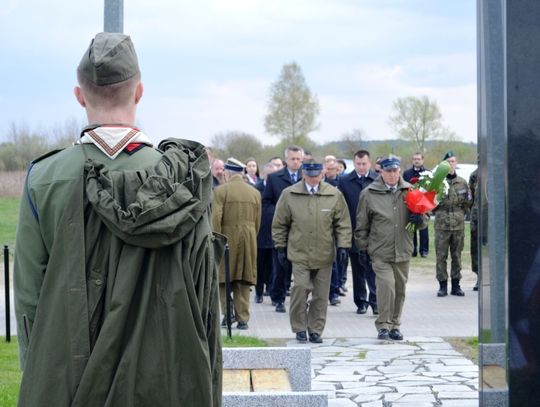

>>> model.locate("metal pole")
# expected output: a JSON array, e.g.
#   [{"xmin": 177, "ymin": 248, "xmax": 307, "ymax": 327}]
[
  {"xmin": 224, "ymin": 245, "xmax": 232, "ymax": 338},
  {"xmin": 4, "ymin": 245, "xmax": 10, "ymax": 342},
  {"xmin": 104, "ymin": 0, "xmax": 124, "ymax": 33}
]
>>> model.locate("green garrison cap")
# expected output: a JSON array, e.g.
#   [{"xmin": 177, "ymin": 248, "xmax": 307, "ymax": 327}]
[{"xmin": 78, "ymin": 32, "xmax": 140, "ymax": 86}]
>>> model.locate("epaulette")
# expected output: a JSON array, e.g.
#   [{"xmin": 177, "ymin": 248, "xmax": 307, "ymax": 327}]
[{"xmin": 31, "ymin": 148, "xmax": 65, "ymax": 164}]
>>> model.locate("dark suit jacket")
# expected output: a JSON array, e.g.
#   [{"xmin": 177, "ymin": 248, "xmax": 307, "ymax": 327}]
[
  {"xmin": 337, "ymin": 169, "xmax": 378, "ymax": 252},
  {"xmin": 403, "ymin": 166, "xmax": 426, "ymax": 184},
  {"xmin": 256, "ymin": 179, "xmax": 274, "ymax": 248},
  {"xmin": 262, "ymin": 167, "xmax": 302, "ymax": 210}
]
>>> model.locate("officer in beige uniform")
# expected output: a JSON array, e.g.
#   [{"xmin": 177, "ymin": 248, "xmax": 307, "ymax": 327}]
[
  {"xmin": 213, "ymin": 158, "xmax": 261, "ymax": 329},
  {"xmin": 355, "ymin": 156, "xmax": 427, "ymax": 341},
  {"xmin": 272, "ymin": 159, "xmax": 351, "ymax": 343}
]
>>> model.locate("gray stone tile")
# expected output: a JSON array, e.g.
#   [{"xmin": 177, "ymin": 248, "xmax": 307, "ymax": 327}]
[
  {"xmin": 379, "ymin": 365, "xmax": 417, "ymax": 374},
  {"xmin": 359, "ymin": 401, "xmax": 384, "ymax": 407},
  {"xmin": 419, "ymin": 342, "xmax": 454, "ymax": 350},
  {"xmin": 439, "ymin": 400, "xmax": 479, "ymax": 407},
  {"xmin": 328, "ymin": 398, "xmax": 358, "ymax": 406},
  {"xmin": 395, "ymin": 386, "xmax": 432, "ymax": 393},
  {"xmin": 441, "ymin": 358, "xmax": 475, "ymax": 366},
  {"xmin": 396, "ymin": 393, "xmax": 436, "ymax": 402},
  {"xmin": 313, "ymin": 374, "xmax": 363, "ymax": 382},
  {"xmin": 433, "ymin": 384, "xmax": 476, "ymax": 392},
  {"xmin": 341, "ymin": 382, "xmax": 376, "ymax": 389},
  {"xmin": 352, "ymin": 393, "xmax": 382, "ymax": 403},
  {"xmin": 438, "ymin": 391, "xmax": 479, "ymax": 399}
]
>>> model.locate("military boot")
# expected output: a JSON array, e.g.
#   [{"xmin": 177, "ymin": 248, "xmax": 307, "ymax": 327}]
[
  {"xmin": 437, "ymin": 280, "xmax": 448, "ymax": 297},
  {"xmin": 451, "ymin": 279, "xmax": 465, "ymax": 296}
]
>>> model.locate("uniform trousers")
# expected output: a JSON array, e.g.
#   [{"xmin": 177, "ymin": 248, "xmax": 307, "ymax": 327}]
[
  {"xmin": 435, "ymin": 229, "xmax": 464, "ymax": 281},
  {"xmin": 372, "ymin": 260, "xmax": 409, "ymax": 331},
  {"xmin": 350, "ymin": 252, "xmax": 377, "ymax": 308},
  {"xmin": 219, "ymin": 281, "xmax": 251, "ymax": 323},
  {"xmin": 289, "ymin": 264, "xmax": 332, "ymax": 335},
  {"xmin": 256, "ymin": 248, "xmax": 273, "ymax": 296}
]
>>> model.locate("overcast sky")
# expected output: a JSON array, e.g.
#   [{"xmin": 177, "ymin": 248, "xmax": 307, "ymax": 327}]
[{"xmin": 0, "ymin": 0, "xmax": 476, "ymax": 147}]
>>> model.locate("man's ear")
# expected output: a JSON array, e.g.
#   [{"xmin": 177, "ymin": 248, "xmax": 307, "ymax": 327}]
[
  {"xmin": 135, "ymin": 82, "xmax": 144, "ymax": 104},
  {"xmin": 74, "ymin": 86, "xmax": 86, "ymax": 107}
]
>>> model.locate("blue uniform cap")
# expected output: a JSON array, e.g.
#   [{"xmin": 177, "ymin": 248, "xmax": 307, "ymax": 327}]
[
  {"xmin": 380, "ymin": 156, "xmax": 401, "ymax": 170},
  {"xmin": 302, "ymin": 159, "xmax": 324, "ymax": 177},
  {"xmin": 224, "ymin": 157, "xmax": 245, "ymax": 172}
]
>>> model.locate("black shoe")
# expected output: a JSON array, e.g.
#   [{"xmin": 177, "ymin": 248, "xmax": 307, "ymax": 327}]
[
  {"xmin": 255, "ymin": 295, "xmax": 263, "ymax": 303},
  {"xmin": 275, "ymin": 303, "xmax": 286, "ymax": 313},
  {"xmin": 237, "ymin": 321, "xmax": 249, "ymax": 330},
  {"xmin": 412, "ymin": 251, "xmax": 418, "ymax": 257},
  {"xmin": 389, "ymin": 328, "xmax": 403, "ymax": 340},
  {"xmin": 420, "ymin": 252, "xmax": 428, "ymax": 258},
  {"xmin": 371, "ymin": 305, "xmax": 378, "ymax": 315},
  {"xmin": 356, "ymin": 304, "xmax": 368, "ymax": 314},
  {"xmin": 437, "ymin": 280, "xmax": 448, "ymax": 297},
  {"xmin": 309, "ymin": 333, "xmax": 323, "ymax": 343},
  {"xmin": 377, "ymin": 328, "xmax": 390, "ymax": 340},
  {"xmin": 221, "ymin": 315, "xmax": 236, "ymax": 326},
  {"xmin": 473, "ymin": 281, "xmax": 479, "ymax": 291},
  {"xmin": 330, "ymin": 296, "xmax": 340, "ymax": 306},
  {"xmin": 337, "ymin": 287, "xmax": 346, "ymax": 297},
  {"xmin": 451, "ymin": 279, "xmax": 465, "ymax": 296},
  {"xmin": 296, "ymin": 331, "xmax": 307, "ymax": 342}
]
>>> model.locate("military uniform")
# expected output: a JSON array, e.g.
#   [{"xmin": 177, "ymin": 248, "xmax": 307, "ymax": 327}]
[
  {"xmin": 213, "ymin": 173, "xmax": 261, "ymax": 326},
  {"xmin": 355, "ymin": 175, "xmax": 427, "ymax": 335},
  {"xmin": 434, "ymin": 173, "xmax": 470, "ymax": 293},
  {"xmin": 272, "ymin": 179, "xmax": 351, "ymax": 340},
  {"xmin": 469, "ymin": 169, "xmax": 479, "ymax": 274}
]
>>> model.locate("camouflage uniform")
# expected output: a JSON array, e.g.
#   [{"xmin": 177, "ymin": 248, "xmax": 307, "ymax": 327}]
[
  {"xmin": 434, "ymin": 174, "xmax": 470, "ymax": 282},
  {"xmin": 469, "ymin": 169, "xmax": 478, "ymax": 274}
]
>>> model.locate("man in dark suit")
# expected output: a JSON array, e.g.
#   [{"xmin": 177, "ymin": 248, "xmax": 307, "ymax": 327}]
[
  {"xmin": 255, "ymin": 162, "xmax": 278, "ymax": 303},
  {"xmin": 338, "ymin": 149, "xmax": 378, "ymax": 315},
  {"xmin": 263, "ymin": 145, "xmax": 304, "ymax": 313},
  {"xmin": 402, "ymin": 152, "xmax": 429, "ymax": 257}
]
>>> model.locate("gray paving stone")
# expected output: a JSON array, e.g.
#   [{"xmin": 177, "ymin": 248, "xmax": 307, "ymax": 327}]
[
  {"xmin": 439, "ymin": 400, "xmax": 479, "ymax": 406},
  {"xmin": 419, "ymin": 342, "xmax": 454, "ymax": 350},
  {"xmin": 396, "ymin": 393, "xmax": 437, "ymax": 402},
  {"xmin": 426, "ymin": 363, "xmax": 478, "ymax": 372},
  {"xmin": 438, "ymin": 391, "xmax": 479, "ymax": 399},
  {"xmin": 341, "ymin": 382, "xmax": 376, "ymax": 389},
  {"xmin": 406, "ymin": 336, "xmax": 445, "ymax": 342},
  {"xmin": 433, "ymin": 384, "xmax": 476, "ymax": 392},
  {"xmin": 336, "ymin": 385, "xmax": 392, "ymax": 395},
  {"xmin": 441, "ymin": 358, "xmax": 475, "ymax": 366},
  {"xmin": 352, "ymin": 393, "xmax": 383, "ymax": 403},
  {"xmin": 313, "ymin": 374, "xmax": 363, "ymax": 382},
  {"xmin": 359, "ymin": 401, "xmax": 384, "ymax": 407},
  {"xmin": 379, "ymin": 365, "xmax": 417, "ymax": 374},
  {"xmin": 328, "ymin": 398, "xmax": 358, "ymax": 406},
  {"xmin": 395, "ymin": 386, "xmax": 432, "ymax": 393}
]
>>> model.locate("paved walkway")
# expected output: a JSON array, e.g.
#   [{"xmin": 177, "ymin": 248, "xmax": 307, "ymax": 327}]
[{"xmin": 225, "ymin": 265, "xmax": 480, "ymax": 406}]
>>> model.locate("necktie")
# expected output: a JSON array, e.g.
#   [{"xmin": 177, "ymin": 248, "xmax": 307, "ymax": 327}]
[
  {"xmin": 310, "ymin": 187, "xmax": 316, "ymax": 195},
  {"xmin": 291, "ymin": 173, "xmax": 296, "ymax": 183}
]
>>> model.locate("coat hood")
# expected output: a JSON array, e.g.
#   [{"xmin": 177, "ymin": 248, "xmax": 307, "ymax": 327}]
[{"xmin": 85, "ymin": 138, "xmax": 211, "ymax": 249}]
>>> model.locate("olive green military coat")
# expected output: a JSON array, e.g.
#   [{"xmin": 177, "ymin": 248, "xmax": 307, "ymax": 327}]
[
  {"xmin": 355, "ymin": 176, "xmax": 427, "ymax": 263},
  {"xmin": 14, "ymin": 139, "xmax": 224, "ymax": 407},
  {"xmin": 433, "ymin": 175, "xmax": 470, "ymax": 231},
  {"xmin": 212, "ymin": 174, "xmax": 261, "ymax": 285},
  {"xmin": 272, "ymin": 181, "xmax": 352, "ymax": 269}
]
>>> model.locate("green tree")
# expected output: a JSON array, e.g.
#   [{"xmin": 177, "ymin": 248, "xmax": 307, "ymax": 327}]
[
  {"xmin": 264, "ymin": 62, "xmax": 319, "ymax": 145},
  {"xmin": 210, "ymin": 131, "xmax": 263, "ymax": 163},
  {"xmin": 340, "ymin": 128, "xmax": 365, "ymax": 159},
  {"xmin": 388, "ymin": 96, "xmax": 456, "ymax": 154}
]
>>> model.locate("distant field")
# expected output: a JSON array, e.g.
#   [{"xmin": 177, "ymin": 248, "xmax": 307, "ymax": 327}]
[
  {"xmin": 0, "ymin": 197, "xmax": 19, "ymax": 251},
  {"xmin": 0, "ymin": 172, "xmax": 25, "ymax": 198}
]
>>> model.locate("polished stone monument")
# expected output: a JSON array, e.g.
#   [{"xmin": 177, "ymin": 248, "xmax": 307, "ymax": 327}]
[{"xmin": 478, "ymin": 0, "xmax": 540, "ymax": 405}]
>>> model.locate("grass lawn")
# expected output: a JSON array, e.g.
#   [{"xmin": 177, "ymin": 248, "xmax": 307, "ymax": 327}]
[
  {"xmin": 0, "ymin": 197, "xmax": 19, "ymax": 251},
  {"xmin": 0, "ymin": 338, "xmax": 21, "ymax": 407}
]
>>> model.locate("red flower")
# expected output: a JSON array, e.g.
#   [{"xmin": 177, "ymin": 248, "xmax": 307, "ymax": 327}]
[{"xmin": 405, "ymin": 189, "xmax": 437, "ymax": 215}]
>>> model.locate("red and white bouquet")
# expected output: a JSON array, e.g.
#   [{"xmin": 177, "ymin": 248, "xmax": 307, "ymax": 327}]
[{"xmin": 404, "ymin": 161, "xmax": 451, "ymax": 231}]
